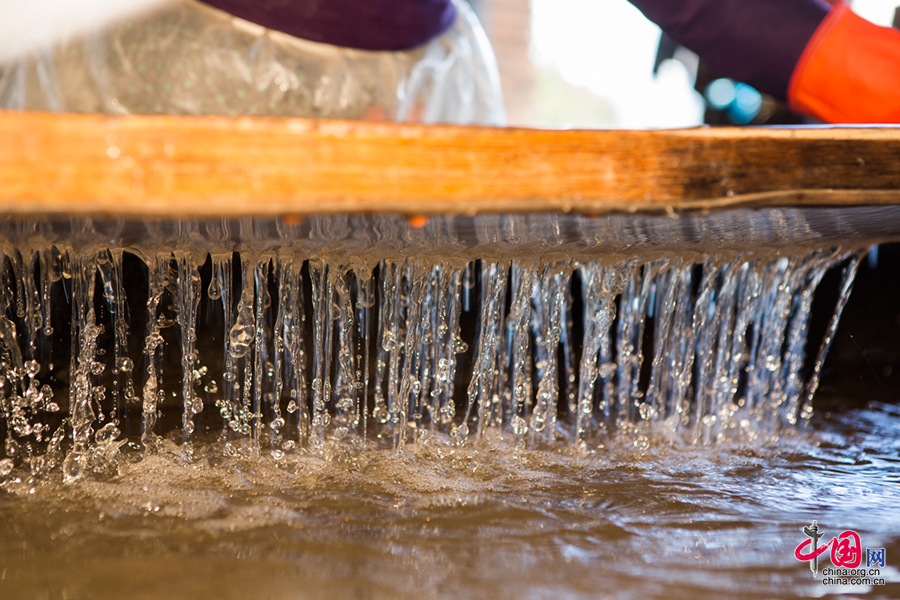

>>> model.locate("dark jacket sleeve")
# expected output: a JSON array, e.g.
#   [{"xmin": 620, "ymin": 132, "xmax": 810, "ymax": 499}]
[
  {"xmin": 200, "ymin": 0, "xmax": 456, "ymax": 51},
  {"xmin": 629, "ymin": 0, "xmax": 831, "ymax": 100}
]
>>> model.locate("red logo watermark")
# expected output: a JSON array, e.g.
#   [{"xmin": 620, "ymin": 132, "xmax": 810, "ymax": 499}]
[{"xmin": 795, "ymin": 521, "xmax": 887, "ymax": 586}]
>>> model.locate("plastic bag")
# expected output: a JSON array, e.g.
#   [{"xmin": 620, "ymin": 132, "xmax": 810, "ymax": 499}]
[{"xmin": 0, "ymin": 0, "xmax": 505, "ymax": 126}]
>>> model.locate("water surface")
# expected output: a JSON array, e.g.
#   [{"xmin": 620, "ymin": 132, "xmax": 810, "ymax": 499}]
[{"xmin": 2, "ymin": 402, "xmax": 898, "ymax": 600}]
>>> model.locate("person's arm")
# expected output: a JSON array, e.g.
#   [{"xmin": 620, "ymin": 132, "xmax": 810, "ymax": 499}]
[
  {"xmin": 200, "ymin": 0, "xmax": 455, "ymax": 51},
  {"xmin": 630, "ymin": 0, "xmax": 900, "ymax": 124}
]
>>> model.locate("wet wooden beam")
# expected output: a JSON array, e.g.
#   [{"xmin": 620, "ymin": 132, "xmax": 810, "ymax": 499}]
[{"xmin": 2, "ymin": 110, "xmax": 900, "ymax": 218}]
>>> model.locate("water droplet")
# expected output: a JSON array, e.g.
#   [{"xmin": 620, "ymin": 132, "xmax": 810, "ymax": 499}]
[
  {"xmin": 5, "ymin": 439, "xmax": 20, "ymax": 457},
  {"xmin": 511, "ymin": 415, "xmax": 528, "ymax": 435},
  {"xmin": 95, "ymin": 422, "xmax": 121, "ymax": 444},
  {"xmin": 229, "ymin": 323, "xmax": 254, "ymax": 357},
  {"xmin": 24, "ymin": 360, "xmax": 40, "ymax": 378},
  {"xmin": 62, "ymin": 452, "xmax": 87, "ymax": 482}
]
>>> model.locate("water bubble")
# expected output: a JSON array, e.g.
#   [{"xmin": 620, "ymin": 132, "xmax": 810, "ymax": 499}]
[
  {"xmin": 90, "ymin": 362, "xmax": 106, "ymax": 376},
  {"xmin": 208, "ymin": 276, "xmax": 222, "ymax": 300},
  {"xmin": 450, "ymin": 423, "xmax": 468, "ymax": 443},
  {"xmin": 512, "ymin": 415, "xmax": 528, "ymax": 435},
  {"xmin": 229, "ymin": 323, "xmax": 254, "ymax": 357},
  {"xmin": 24, "ymin": 360, "xmax": 40, "ymax": 378},
  {"xmin": 5, "ymin": 439, "xmax": 20, "ymax": 457},
  {"xmin": 62, "ymin": 452, "xmax": 87, "ymax": 482},
  {"xmin": 95, "ymin": 422, "xmax": 121, "ymax": 444},
  {"xmin": 286, "ymin": 400, "xmax": 298, "ymax": 413},
  {"xmin": 271, "ymin": 449, "xmax": 285, "ymax": 460},
  {"xmin": 0, "ymin": 458, "xmax": 14, "ymax": 477},
  {"xmin": 638, "ymin": 403, "xmax": 657, "ymax": 421},
  {"xmin": 382, "ymin": 331, "xmax": 396, "ymax": 352}
]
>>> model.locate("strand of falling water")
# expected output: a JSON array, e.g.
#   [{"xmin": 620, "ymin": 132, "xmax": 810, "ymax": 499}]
[
  {"xmin": 372, "ymin": 261, "xmax": 393, "ymax": 429},
  {"xmin": 355, "ymin": 265, "xmax": 373, "ymax": 444},
  {"xmin": 429, "ymin": 266, "xmax": 464, "ymax": 431},
  {"xmin": 743, "ymin": 255, "xmax": 813, "ymax": 423},
  {"xmin": 269, "ymin": 255, "xmax": 290, "ymax": 455},
  {"xmin": 416, "ymin": 266, "xmax": 439, "ymax": 433},
  {"xmin": 309, "ymin": 258, "xmax": 331, "ymax": 451},
  {"xmin": 507, "ymin": 260, "xmax": 537, "ymax": 439},
  {"xmin": 209, "ymin": 253, "xmax": 236, "ymax": 435},
  {"xmin": 727, "ymin": 261, "xmax": 762, "ymax": 423},
  {"xmin": 0, "ymin": 251, "xmax": 27, "ymax": 461},
  {"xmin": 21, "ymin": 250, "xmax": 41, "ymax": 365},
  {"xmin": 662, "ymin": 262, "xmax": 697, "ymax": 432},
  {"xmin": 427, "ymin": 266, "xmax": 449, "ymax": 429},
  {"xmin": 463, "ymin": 261, "xmax": 508, "ymax": 442},
  {"xmin": 252, "ymin": 256, "xmax": 274, "ymax": 451},
  {"xmin": 616, "ymin": 260, "xmax": 659, "ymax": 424},
  {"xmin": 674, "ymin": 256, "xmax": 724, "ymax": 437},
  {"xmin": 97, "ymin": 249, "xmax": 135, "ymax": 424},
  {"xmin": 692, "ymin": 259, "xmax": 741, "ymax": 443},
  {"xmin": 645, "ymin": 262, "xmax": 678, "ymax": 425},
  {"xmin": 20, "ymin": 250, "xmax": 54, "ymax": 449},
  {"xmin": 281, "ymin": 258, "xmax": 308, "ymax": 446},
  {"xmin": 62, "ymin": 252, "xmax": 99, "ymax": 481},
  {"xmin": 778, "ymin": 251, "xmax": 839, "ymax": 427},
  {"xmin": 798, "ymin": 249, "xmax": 864, "ymax": 424},
  {"xmin": 396, "ymin": 261, "xmax": 426, "ymax": 447},
  {"xmin": 175, "ymin": 251, "xmax": 202, "ymax": 451},
  {"xmin": 561, "ymin": 275, "xmax": 577, "ymax": 418},
  {"xmin": 386, "ymin": 263, "xmax": 404, "ymax": 439},
  {"xmin": 229, "ymin": 254, "xmax": 256, "ymax": 443},
  {"xmin": 331, "ymin": 266, "xmax": 357, "ymax": 440},
  {"xmin": 419, "ymin": 267, "xmax": 439, "ymax": 431},
  {"xmin": 494, "ymin": 266, "xmax": 513, "ymax": 432},
  {"xmin": 598, "ymin": 261, "xmax": 633, "ymax": 424},
  {"xmin": 141, "ymin": 253, "xmax": 168, "ymax": 450},
  {"xmin": 575, "ymin": 263, "xmax": 621, "ymax": 441},
  {"xmin": 707, "ymin": 261, "xmax": 742, "ymax": 430},
  {"xmin": 529, "ymin": 264, "xmax": 569, "ymax": 441}
]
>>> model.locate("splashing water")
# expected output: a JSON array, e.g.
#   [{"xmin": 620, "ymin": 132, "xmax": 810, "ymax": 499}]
[
  {"xmin": 0, "ymin": 211, "xmax": 875, "ymax": 480},
  {"xmin": 1, "ymin": 210, "xmax": 899, "ymax": 599}
]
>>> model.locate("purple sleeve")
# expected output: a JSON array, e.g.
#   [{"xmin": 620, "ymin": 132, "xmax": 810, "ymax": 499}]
[
  {"xmin": 629, "ymin": 0, "xmax": 831, "ymax": 100},
  {"xmin": 200, "ymin": 0, "xmax": 456, "ymax": 52}
]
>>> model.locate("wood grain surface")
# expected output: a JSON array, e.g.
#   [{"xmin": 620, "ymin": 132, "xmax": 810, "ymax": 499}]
[{"xmin": 3, "ymin": 110, "xmax": 900, "ymax": 218}]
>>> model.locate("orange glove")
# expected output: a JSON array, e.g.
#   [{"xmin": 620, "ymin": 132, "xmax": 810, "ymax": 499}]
[{"xmin": 789, "ymin": 2, "xmax": 900, "ymax": 123}]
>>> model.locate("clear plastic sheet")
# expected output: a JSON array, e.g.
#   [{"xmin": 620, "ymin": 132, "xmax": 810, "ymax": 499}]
[{"xmin": 0, "ymin": 0, "xmax": 505, "ymax": 126}]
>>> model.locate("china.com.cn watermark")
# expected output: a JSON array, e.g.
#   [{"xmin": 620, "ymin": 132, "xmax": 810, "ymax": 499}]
[{"xmin": 794, "ymin": 521, "xmax": 887, "ymax": 586}]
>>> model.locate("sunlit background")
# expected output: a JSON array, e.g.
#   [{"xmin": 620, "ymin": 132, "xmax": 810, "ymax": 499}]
[{"xmin": 472, "ymin": 0, "xmax": 900, "ymax": 128}]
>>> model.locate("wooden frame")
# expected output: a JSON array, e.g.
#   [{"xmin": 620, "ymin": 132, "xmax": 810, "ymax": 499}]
[{"xmin": 3, "ymin": 110, "xmax": 900, "ymax": 218}]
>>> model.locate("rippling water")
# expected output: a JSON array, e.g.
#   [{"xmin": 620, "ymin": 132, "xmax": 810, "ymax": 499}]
[{"xmin": 1, "ymin": 401, "xmax": 898, "ymax": 600}]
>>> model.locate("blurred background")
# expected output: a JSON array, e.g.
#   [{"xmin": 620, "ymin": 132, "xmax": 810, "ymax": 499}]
[{"xmin": 471, "ymin": 0, "xmax": 900, "ymax": 128}]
